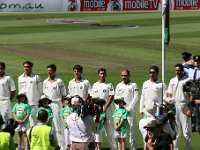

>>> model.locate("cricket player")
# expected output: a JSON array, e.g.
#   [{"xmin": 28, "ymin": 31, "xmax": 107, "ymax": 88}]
[
  {"xmin": 43, "ymin": 64, "xmax": 66, "ymax": 150},
  {"xmin": 139, "ymin": 66, "xmax": 175, "ymax": 146},
  {"xmin": 68, "ymin": 65, "xmax": 91, "ymax": 101},
  {"xmin": 0, "ymin": 62, "xmax": 16, "ymax": 125},
  {"xmin": 167, "ymin": 63, "xmax": 192, "ymax": 150},
  {"xmin": 115, "ymin": 69, "xmax": 138, "ymax": 150},
  {"xmin": 18, "ymin": 61, "xmax": 43, "ymax": 127},
  {"xmin": 90, "ymin": 68, "xmax": 117, "ymax": 150}
]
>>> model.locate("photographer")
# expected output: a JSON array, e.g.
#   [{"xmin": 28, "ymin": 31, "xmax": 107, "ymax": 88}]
[
  {"xmin": 188, "ymin": 55, "xmax": 200, "ymax": 132},
  {"xmin": 66, "ymin": 97, "xmax": 97, "ymax": 150},
  {"xmin": 144, "ymin": 119, "xmax": 173, "ymax": 150},
  {"xmin": 0, "ymin": 115, "xmax": 16, "ymax": 150}
]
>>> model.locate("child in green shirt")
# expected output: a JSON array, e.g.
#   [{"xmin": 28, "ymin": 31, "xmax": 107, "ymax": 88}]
[
  {"xmin": 36, "ymin": 95, "xmax": 53, "ymax": 127},
  {"xmin": 112, "ymin": 97, "xmax": 128, "ymax": 150},
  {"xmin": 60, "ymin": 96, "xmax": 73, "ymax": 150},
  {"xmin": 12, "ymin": 93, "xmax": 31, "ymax": 150}
]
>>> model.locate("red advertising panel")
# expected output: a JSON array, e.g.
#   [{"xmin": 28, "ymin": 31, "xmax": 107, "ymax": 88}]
[
  {"xmin": 80, "ymin": 0, "xmax": 109, "ymax": 11},
  {"xmin": 122, "ymin": 0, "xmax": 161, "ymax": 10},
  {"xmin": 174, "ymin": 0, "xmax": 199, "ymax": 10}
]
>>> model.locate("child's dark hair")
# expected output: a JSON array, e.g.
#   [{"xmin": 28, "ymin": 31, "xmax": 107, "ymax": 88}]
[{"xmin": 17, "ymin": 94, "xmax": 28, "ymax": 103}]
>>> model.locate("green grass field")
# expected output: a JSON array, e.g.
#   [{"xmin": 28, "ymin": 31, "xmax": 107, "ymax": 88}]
[{"xmin": 0, "ymin": 11, "xmax": 200, "ymax": 149}]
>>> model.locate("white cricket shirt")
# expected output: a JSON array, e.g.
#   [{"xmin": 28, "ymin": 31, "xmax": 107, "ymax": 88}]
[
  {"xmin": 168, "ymin": 76, "xmax": 191, "ymax": 105},
  {"xmin": 68, "ymin": 78, "xmax": 91, "ymax": 100},
  {"xmin": 0, "ymin": 74, "xmax": 16, "ymax": 101},
  {"xmin": 18, "ymin": 73, "xmax": 43, "ymax": 105},
  {"xmin": 43, "ymin": 77, "xmax": 66, "ymax": 102},
  {"xmin": 115, "ymin": 80, "xmax": 138, "ymax": 112},
  {"xmin": 140, "ymin": 80, "xmax": 166, "ymax": 113}
]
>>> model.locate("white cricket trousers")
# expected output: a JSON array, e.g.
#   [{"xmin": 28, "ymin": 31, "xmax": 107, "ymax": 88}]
[
  {"xmin": 104, "ymin": 110, "xmax": 117, "ymax": 150},
  {"xmin": 0, "ymin": 100, "xmax": 12, "ymax": 124},
  {"xmin": 50, "ymin": 101, "xmax": 65, "ymax": 147},
  {"xmin": 128, "ymin": 110, "xmax": 136, "ymax": 150},
  {"xmin": 173, "ymin": 104, "xmax": 192, "ymax": 150},
  {"xmin": 29, "ymin": 105, "xmax": 38, "ymax": 127}
]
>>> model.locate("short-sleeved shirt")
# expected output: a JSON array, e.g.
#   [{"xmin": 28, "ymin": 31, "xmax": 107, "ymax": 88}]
[
  {"xmin": 115, "ymin": 80, "xmax": 138, "ymax": 112},
  {"xmin": 36, "ymin": 106, "xmax": 53, "ymax": 126},
  {"xmin": 112, "ymin": 107, "xmax": 128, "ymax": 133},
  {"xmin": 60, "ymin": 105, "xmax": 73, "ymax": 126},
  {"xmin": 0, "ymin": 74, "xmax": 16, "ymax": 101},
  {"xmin": 145, "ymin": 131, "xmax": 172, "ymax": 150},
  {"xmin": 18, "ymin": 73, "xmax": 43, "ymax": 105},
  {"xmin": 68, "ymin": 77, "xmax": 91, "ymax": 101},
  {"xmin": 66, "ymin": 113, "xmax": 96, "ymax": 142},
  {"xmin": 167, "ymin": 76, "xmax": 191, "ymax": 105},
  {"xmin": 12, "ymin": 102, "xmax": 32, "ymax": 124},
  {"xmin": 94, "ymin": 112, "xmax": 106, "ymax": 130},
  {"xmin": 188, "ymin": 67, "xmax": 200, "ymax": 80},
  {"xmin": 43, "ymin": 77, "xmax": 66, "ymax": 102},
  {"xmin": 90, "ymin": 81, "xmax": 114, "ymax": 116},
  {"xmin": 140, "ymin": 80, "xmax": 166, "ymax": 114}
]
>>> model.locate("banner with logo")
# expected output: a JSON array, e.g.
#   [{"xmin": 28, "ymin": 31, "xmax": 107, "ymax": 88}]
[
  {"xmin": 173, "ymin": 0, "xmax": 200, "ymax": 10},
  {"xmin": 0, "ymin": 0, "xmax": 200, "ymax": 12}
]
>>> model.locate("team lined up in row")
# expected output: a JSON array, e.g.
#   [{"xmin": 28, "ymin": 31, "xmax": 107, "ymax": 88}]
[{"xmin": 0, "ymin": 53, "xmax": 199, "ymax": 150}]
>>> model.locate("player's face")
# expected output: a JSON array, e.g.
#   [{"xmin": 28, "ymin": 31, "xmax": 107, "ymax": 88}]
[
  {"xmin": 175, "ymin": 66, "xmax": 183, "ymax": 79},
  {"xmin": 98, "ymin": 71, "xmax": 106, "ymax": 81},
  {"xmin": 73, "ymin": 69, "xmax": 82, "ymax": 78},
  {"xmin": 23, "ymin": 63, "xmax": 32, "ymax": 75},
  {"xmin": 149, "ymin": 69, "xmax": 158, "ymax": 80},
  {"xmin": 47, "ymin": 67, "xmax": 56, "ymax": 78},
  {"xmin": 121, "ymin": 71, "xmax": 129, "ymax": 82}
]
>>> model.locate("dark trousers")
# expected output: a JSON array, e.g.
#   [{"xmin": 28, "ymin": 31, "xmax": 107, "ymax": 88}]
[{"xmin": 191, "ymin": 104, "xmax": 200, "ymax": 132}]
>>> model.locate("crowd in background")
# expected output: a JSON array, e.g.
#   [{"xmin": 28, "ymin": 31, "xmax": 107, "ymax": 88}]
[{"xmin": 0, "ymin": 52, "xmax": 199, "ymax": 150}]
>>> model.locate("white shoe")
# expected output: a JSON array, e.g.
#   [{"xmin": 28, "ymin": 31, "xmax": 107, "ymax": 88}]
[
  {"xmin": 60, "ymin": 146, "xmax": 66, "ymax": 150},
  {"xmin": 16, "ymin": 147, "xmax": 22, "ymax": 150},
  {"xmin": 15, "ymin": 125, "xmax": 22, "ymax": 132}
]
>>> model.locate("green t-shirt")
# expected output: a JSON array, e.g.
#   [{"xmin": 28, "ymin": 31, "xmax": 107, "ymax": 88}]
[
  {"xmin": 112, "ymin": 107, "xmax": 128, "ymax": 133},
  {"xmin": 12, "ymin": 102, "xmax": 32, "ymax": 124},
  {"xmin": 36, "ymin": 106, "xmax": 53, "ymax": 127},
  {"xmin": 60, "ymin": 105, "xmax": 73, "ymax": 127},
  {"xmin": 98, "ymin": 112, "xmax": 106, "ymax": 130}
]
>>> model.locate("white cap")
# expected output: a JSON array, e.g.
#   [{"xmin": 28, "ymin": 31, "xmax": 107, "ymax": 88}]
[
  {"xmin": 18, "ymin": 91, "xmax": 26, "ymax": 95},
  {"xmin": 40, "ymin": 95, "xmax": 48, "ymax": 99},
  {"xmin": 71, "ymin": 97, "xmax": 80, "ymax": 105}
]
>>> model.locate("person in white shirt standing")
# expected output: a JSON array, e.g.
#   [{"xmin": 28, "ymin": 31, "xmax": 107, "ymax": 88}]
[
  {"xmin": 0, "ymin": 62, "xmax": 16, "ymax": 125},
  {"xmin": 139, "ymin": 66, "xmax": 175, "ymax": 146},
  {"xmin": 68, "ymin": 65, "xmax": 91, "ymax": 101},
  {"xmin": 66, "ymin": 97, "xmax": 96, "ymax": 150},
  {"xmin": 90, "ymin": 68, "xmax": 117, "ymax": 150},
  {"xmin": 18, "ymin": 61, "xmax": 43, "ymax": 127},
  {"xmin": 43, "ymin": 64, "xmax": 66, "ymax": 150},
  {"xmin": 115, "ymin": 69, "xmax": 138, "ymax": 150},
  {"xmin": 167, "ymin": 63, "xmax": 192, "ymax": 150}
]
